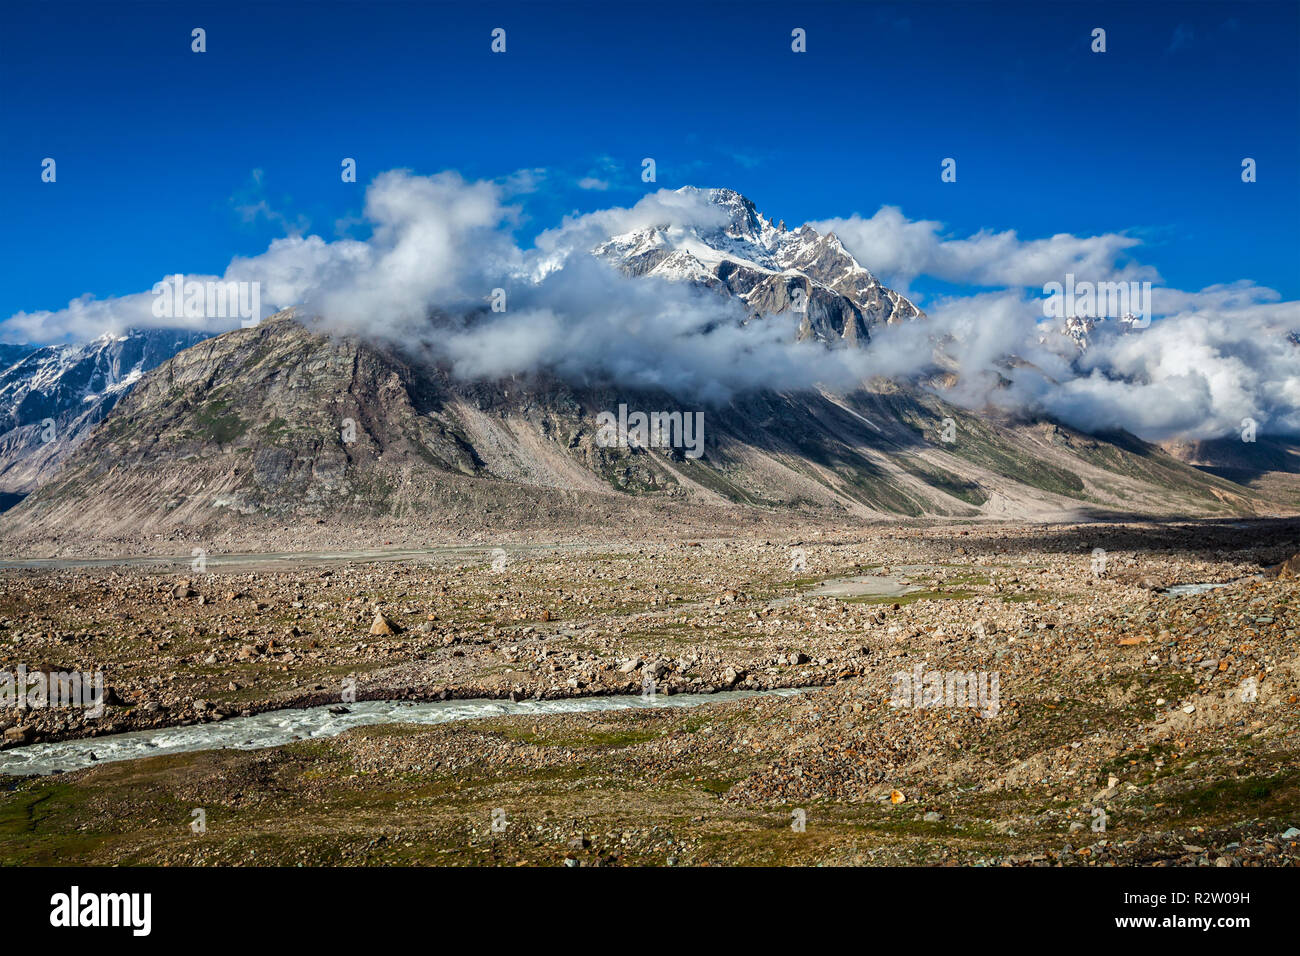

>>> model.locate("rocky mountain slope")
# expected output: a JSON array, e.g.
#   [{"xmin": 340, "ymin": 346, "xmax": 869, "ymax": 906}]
[
  {"xmin": 0, "ymin": 188, "xmax": 912, "ymax": 500},
  {"xmin": 0, "ymin": 329, "xmax": 209, "ymax": 497},
  {"xmin": 0, "ymin": 314, "xmax": 1274, "ymax": 555}
]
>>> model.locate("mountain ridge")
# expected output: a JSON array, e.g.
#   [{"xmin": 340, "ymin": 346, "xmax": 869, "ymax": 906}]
[
  {"xmin": 0, "ymin": 187, "xmax": 1294, "ymax": 553},
  {"xmin": 0, "ymin": 313, "xmax": 1278, "ymax": 557}
]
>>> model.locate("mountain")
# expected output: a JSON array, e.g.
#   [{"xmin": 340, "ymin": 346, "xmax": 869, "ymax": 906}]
[
  {"xmin": 1161, "ymin": 433, "xmax": 1300, "ymax": 506},
  {"xmin": 0, "ymin": 329, "xmax": 209, "ymax": 498},
  {"xmin": 0, "ymin": 313, "xmax": 1275, "ymax": 555},
  {"xmin": 0, "ymin": 344, "xmax": 36, "ymax": 372},
  {"xmin": 1058, "ymin": 314, "xmax": 1150, "ymax": 350},
  {"xmin": 2, "ymin": 187, "xmax": 1291, "ymax": 552},
  {"xmin": 594, "ymin": 187, "xmax": 921, "ymax": 346}
]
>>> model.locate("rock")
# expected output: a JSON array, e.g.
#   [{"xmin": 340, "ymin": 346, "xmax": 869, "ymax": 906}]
[
  {"xmin": 890, "ymin": 789, "xmax": 906, "ymax": 804},
  {"xmin": 370, "ymin": 612, "xmax": 401, "ymax": 636},
  {"xmin": 618, "ymin": 658, "xmax": 642, "ymax": 674},
  {"xmin": 923, "ymin": 811, "xmax": 943, "ymax": 822},
  {"xmin": 1265, "ymin": 552, "xmax": 1300, "ymax": 580},
  {"xmin": 1280, "ymin": 827, "xmax": 1300, "ymax": 840},
  {"xmin": 3, "ymin": 726, "xmax": 29, "ymax": 745}
]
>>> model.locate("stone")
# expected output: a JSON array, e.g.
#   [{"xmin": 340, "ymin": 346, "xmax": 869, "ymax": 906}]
[
  {"xmin": 1266, "ymin": 552, "xmax": 1300, "ymax": 580},
  {"xmin": 3, "ymin": 726, "xmax": 30, "ymax": 744}
]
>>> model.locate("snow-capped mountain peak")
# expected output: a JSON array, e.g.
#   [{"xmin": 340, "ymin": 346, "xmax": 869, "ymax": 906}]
[
  {"xmin": 593, "ymin": 187, "xmax": 920, "ymax": 346},
  {"xmin": 0, "ymin": 327, "xmax": 210, "ymax": 494}
]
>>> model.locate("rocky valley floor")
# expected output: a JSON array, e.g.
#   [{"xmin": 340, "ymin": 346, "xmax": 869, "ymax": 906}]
[{"xmin": 1, "ymin": 518, "xmax": 1298, "ymax": 866}]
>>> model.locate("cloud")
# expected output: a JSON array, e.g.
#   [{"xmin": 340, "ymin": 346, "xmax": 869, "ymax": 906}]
[
  {"xmin": 499, "ymin": 167, "xmax": 547, "ymax": 196},
  {"xmin": 911, "ymin": 284, "xmax": 1300, "ymax": 440},
  {"xmin": 1051, "ymin": 293, "xmax": 1300, "ymax": 438},
  {"xmin": 532, "ymin": 188, "xmax": 731, "ymax": 264},
  {"xmin": 577, "ymin": 177, "xmax": 610, "ymax": 191},
  {"xmin": 1167, "ymin": 24, "xmax": 1195, "ymax": 54},
  {"xmin": 3, "ymin": 170, "xmax": 1297, "ymax": 443},
  {"xmin": 2, "ymin": 170, "xmax": 514, "ymax": 344},
  {"xmin": 1, "ymin": 289, "xmax": 193, "ymax": 345},
  {"xmin": 811, "ymin": 206, "xmax": 1156, "ymax": 289},
  {"xmin": 434, "ymin": 257, "xmax": 937, "ymax": 403},
  {"xmin": 230, "ymin": 169, "xmax": 310, "ymax": 236}
]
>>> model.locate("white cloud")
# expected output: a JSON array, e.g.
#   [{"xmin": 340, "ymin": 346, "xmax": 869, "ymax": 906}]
[
  {"xmin": 812, "ymin": 206, "xmax": 1157, "ymax": 289},
  {"xmin": 908, "ymin": 284, "xmax": 1300, "ymax": 440}
]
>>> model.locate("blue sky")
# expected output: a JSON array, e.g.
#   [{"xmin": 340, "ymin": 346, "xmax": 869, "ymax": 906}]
[{"xmin": 2, "ymin": 0, "xmax": 1297, "ymax": 335}]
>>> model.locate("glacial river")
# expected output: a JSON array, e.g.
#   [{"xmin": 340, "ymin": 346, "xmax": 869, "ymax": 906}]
[{"xmin": 0, "ymin": 688, "xmax": 804, "ymax": 777}]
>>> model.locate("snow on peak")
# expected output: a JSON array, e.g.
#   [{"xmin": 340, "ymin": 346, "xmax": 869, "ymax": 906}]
[
  {"xmin": 591, "ymin": 187, "xmax": 921, "ymax": 344},
  {"xmin": 599, "ymin": 187, "xmax": 884, "ymax": 286}
]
